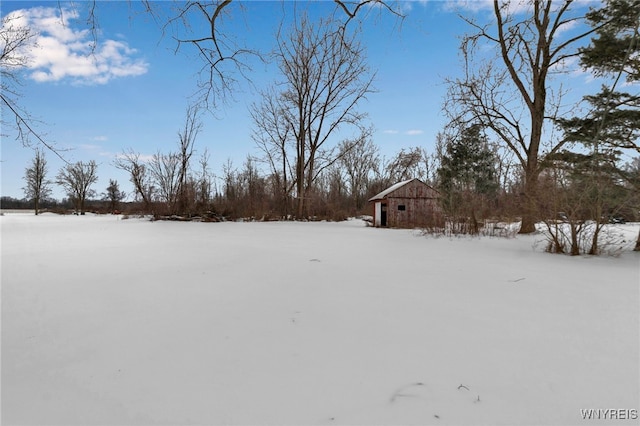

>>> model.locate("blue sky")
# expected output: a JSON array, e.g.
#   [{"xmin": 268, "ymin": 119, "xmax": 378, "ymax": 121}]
[{"xmin": 1, "ymin": 0, "xmax": 600, "ymax": 201}]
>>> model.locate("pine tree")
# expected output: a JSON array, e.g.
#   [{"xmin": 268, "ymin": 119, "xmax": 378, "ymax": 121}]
[
  {"xmin": 104, "ymin": 179, "xmax": 126, "ymax": 213},
  {"xmin": 437, "ymin": 124, "xmax": 499, "ymax": 234},
  {"xmin": 556, "ymin": 0, "xmax": 640, "ymax": 252},
  {"xmin": 580, "ymin": 0, "xmax": 640, "ymax": 81},
  {"xmin": 573, "ymin": 0, "xmax": 640, "ymax": 152}
]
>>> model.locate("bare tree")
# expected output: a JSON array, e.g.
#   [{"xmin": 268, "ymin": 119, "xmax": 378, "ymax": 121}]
[
  {"xmin": 56, "ymin": 160, "xmax": 99, "ymax": 215},
  {"xmin": 251, "ymin": 86, "xmax": 295, "ymax": 217},
  {"xmin": 445, "ymin": 1, "xmax": 599, "ymax": 233},
  {"xmin": 150, "ymin": 1, "xmax": 402, "ymax": 109},
  {"xmin": 338, "ymin": 135, "xmax": 379, "ymax": 214},
  {"xmin": 114, "ymin": 150, "xmax": 154, "ymax": 213},
  {"xmin": 115, "ymin": 107, "xmax": 202, "ymax": 217},
  {"xmin": 1, "ymin": 12, "xmax": 34, "ymax": 125},
  {"xmin": 4, "ymin": 1, "xmax": 402, "ymax": 160},
  {"xmin": 149, "ymin": 151, "xmax": 181, "ymax": 214},
  {"xmin": 162, "ymin": 1, "xmax": 257, "ymax": 109},
  {"xmin": 22, "ymin": 148, "xmax": 52, "ymax": 215},
  {"xmin": 176, "ymin": 105, "xmax": 203, "ymax": 213},
  {"xmin": 385, "ymin": 146, "xmax": 429, "ymax": 184},
  {"xmin": 195, "ymin": 147, "xmax": 213, "ymax": 210},
  {"xmin": 270, "ymin": 14, "xmax": 375, "ymax": 218},
  {"xmin": 0, "ymin": 12, "xmax": 65, "ymax": 158},
  {"xmin": 240, "ymin": 155, "xmax": 267, "ymax": 218},
  {"xmin": 319, "ymin": 162, "xmax": 349, "ymax": 220}
]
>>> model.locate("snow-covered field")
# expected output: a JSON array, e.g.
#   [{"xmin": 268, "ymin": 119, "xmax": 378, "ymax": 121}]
[{"xmin": 2, "ymin": 213, "xmax": 638, "ymax": 425}]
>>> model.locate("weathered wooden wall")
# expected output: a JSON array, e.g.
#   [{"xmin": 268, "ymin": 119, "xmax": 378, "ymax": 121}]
[
  {"xmin": 385, "ymin": 180, "xmax": 441, "ymax": 228},
  {"xmin": 387, "ymin": 197, "xmax": 441, "ymax": 228}
]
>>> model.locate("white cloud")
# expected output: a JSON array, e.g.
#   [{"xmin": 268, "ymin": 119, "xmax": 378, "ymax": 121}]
[
  {"xmin": 92, "ymin": 136, "xmax": 108, "ymax": 142},
  {"xmin": 444, "ymin": 0, "xmax": 599, "ymax": 19},
  {"xmin": 549, "ymin": 55, "xmax": 589, "ymax": 79},
  {"xmin": 78, "ymin": 143, "xmax": 101, "ymax": 151},
  {"xmin": 382, "ymin": 129, "xmax": 425, "ymax": 136},
  {"xmin": 444, "ymin": 0, "xmax": 533, "ymax": 15},
  {"xmin": 114, "ymin": 152, "xmax": 155, "ymax": 163},
  {"xmin": 4, "ymin": 7, "xmax": 148, "ymax": 85}
]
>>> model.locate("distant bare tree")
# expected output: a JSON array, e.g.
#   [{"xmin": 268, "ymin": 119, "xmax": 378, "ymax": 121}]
[
  {"xmin": 319, "ymin": 162, "xmax": 349, "ymax": 220},
  {"xmin": 56, "ymin": 160, "xmax": 98, "ymax": 215},
  {"xmin": 149, "ymin": 151, "xmax": 181, "ymax": 214},
  {"xmin": 176, "ymin": 105, "xmax": 202, "ymax": 213},
  {"xmin": 22, "ymin": 148, "xmax": 52, "ymax": 215},
  {"xmin": 251, "ymin": 86, "xmax": 295, "ymax": 217},
  {"xmin": 385, "ymin": 147, "xmax": 428, "ymax": 184},
  {"xmin": 338, "ymin": 135, "xmax": 379, "ymax": 214},
  {"xmin": 114, "ymin": 150, "xmax": 154, "ymax": 212},
  {"xmin": 195, "ymin": 148, "xmax": 213, "ymax": 209},
  {"xmin": 240, "ymin": 155, "xmax": 267, "ymax": 218}
]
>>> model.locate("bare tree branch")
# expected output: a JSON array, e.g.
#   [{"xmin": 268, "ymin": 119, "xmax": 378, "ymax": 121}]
[{"xmin": 1, "ymin": 12, "xmax": 68, "ymax": 160}]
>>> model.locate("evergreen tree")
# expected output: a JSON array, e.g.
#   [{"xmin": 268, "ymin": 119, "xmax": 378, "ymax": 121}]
[
  {"xmin": 580, "ymin": 0, "xmax": 640, "ymax": 82},
  {"xmin": 104, "ymin": 179, "xmax": 126, "ymax": 213},
  {"xmin": 569, "ymin": 0, "xmax": 640, "ymax": 152},
  {"xmin": 437, "ymin": 124, "xmax": 499, "ymax": 233},
  {"xmin": 556, "ymin": 0, "xmax": 640, "ymax": 252}
]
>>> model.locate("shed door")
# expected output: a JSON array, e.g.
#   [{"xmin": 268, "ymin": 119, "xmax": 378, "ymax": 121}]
[{"xmin": 381, "ymin": 203, "xmax": 387, "ymax": 227}]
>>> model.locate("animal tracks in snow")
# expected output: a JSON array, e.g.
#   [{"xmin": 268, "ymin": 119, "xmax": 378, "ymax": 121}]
[
  {"xmin": 390, "ymin": 381, "xmax": 481, "ymax": 405},
  {"xmin": 321, "ymin": 381, "xmax": 483, "ymax": 425},
  {"xmin": 388, "ymin": 381, "xmax": 482, "ymax": 421},
  {"xmin": 389, "ymin": 382, "xmax": 426, "ymax": 403}
]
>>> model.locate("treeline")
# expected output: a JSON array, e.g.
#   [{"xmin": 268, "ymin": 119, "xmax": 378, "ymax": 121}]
[
  {"xmin": 1, "ymin": 196, "xmax": 65, "ymax": 211},
  {"xmin": 16, "ymin": 128, "xmax": 640, "ymax": 225},
  {"xmin": 0, "ymin": 196, "xmax": 136, "ymax": 215}
]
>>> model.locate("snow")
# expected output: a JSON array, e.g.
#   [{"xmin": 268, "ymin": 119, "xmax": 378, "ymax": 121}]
[{"xmin": 1, "ymin": 213, "xmax": 638, "ymax": 425}]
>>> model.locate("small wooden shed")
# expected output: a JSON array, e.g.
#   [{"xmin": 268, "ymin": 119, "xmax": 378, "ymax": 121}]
[{"xmin": 368, "ymin": 178, "xmax": 441, "ymax": 228}]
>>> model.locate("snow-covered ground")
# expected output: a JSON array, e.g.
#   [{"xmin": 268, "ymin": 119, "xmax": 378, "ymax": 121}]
[{"xmin": 2, "ymin": 213, "xmax": 638, "ymax": 425}]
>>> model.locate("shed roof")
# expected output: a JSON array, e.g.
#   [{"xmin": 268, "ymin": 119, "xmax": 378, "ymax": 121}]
[{"xmin": 368, "ymin": 178, "xmax": 417, "ymax": 202}]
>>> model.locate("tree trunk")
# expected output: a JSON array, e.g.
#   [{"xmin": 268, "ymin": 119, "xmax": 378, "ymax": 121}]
[
  {"xmin": 296, "ymin": 169, "xmax": 304, "ymax": 219},
  {"xmin": 519, "ymin": 166, "xmax": 539, "ymax": 234},
  {"xmin": 569, "ymin": 224, "xmax": 580, "ymax": 256},
  {"xmin": 470, "ymin": 209, "xmax": 479, "ymax": 235},
  {"xmin": 589, "ymin": 223, "xmax": 602, "ymax": 255}
]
